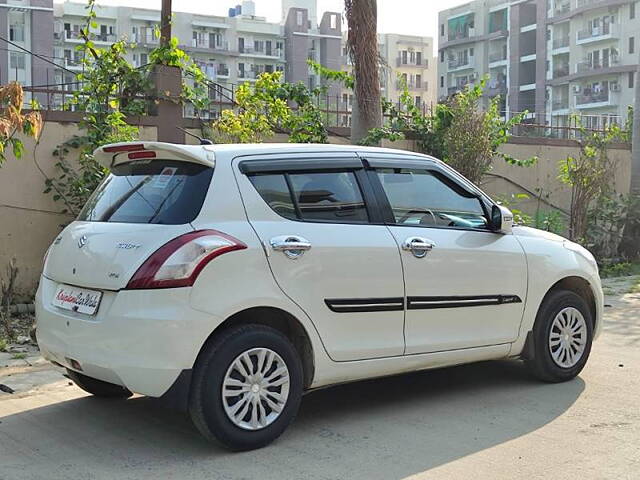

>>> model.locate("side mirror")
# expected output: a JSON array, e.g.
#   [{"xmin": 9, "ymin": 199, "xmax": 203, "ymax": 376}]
[{"xmin": 490, "ymin": 205, "xmax": 514, "ymax": 234}]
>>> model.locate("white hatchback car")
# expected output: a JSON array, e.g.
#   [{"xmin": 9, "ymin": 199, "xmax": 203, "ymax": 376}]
[{"xmin": 37, "ymin": 142, "xmax": 603, "ymax": 450}]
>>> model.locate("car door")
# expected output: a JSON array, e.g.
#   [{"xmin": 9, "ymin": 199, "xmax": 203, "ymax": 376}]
[
  {"xmin": 363, "ymin": 155, "xmax": 528, "ymax": 355},
  {"xmin": 234, "ymin": 153, "xmax": 405, "ymax": 362}
]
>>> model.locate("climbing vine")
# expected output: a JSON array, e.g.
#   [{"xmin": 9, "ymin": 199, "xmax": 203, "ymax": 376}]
[{"xmin": 44, "ymin": 0, "xmax": 208, "ymax": 215}]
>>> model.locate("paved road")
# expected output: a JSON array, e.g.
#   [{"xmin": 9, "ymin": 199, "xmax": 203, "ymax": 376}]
[{"xmin": 1, "ymin": 283, "xmax": 639, "ymax": 480}]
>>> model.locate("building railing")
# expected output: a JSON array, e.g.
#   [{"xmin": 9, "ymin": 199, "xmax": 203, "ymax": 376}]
[
  {"xmin": 552, "ymin": 36, "xmax": 570, "ymax": 49},
  {"xmin": 396, "ymin": 57, "xmax": 424, "ymax": 67},
  {"xmin": 553, "ymin": 65, "xmax": 570, "ymax": 78},
  {"xmin": 577, "ymin": 22, "xmax": 616, "ymax": 41},
  {"xmin": 576, "ymin": 91, "xmax": 610, "ymax": 105},
  {"xmin": 552, "ymin": 99, "xmax": 569, "ymax": 110},
  {"xmin": 554, "ymin": 1, "xmax": 571, "ymax": 15},
  {"xmin": 448, "ymin": 57, "xmax": 474, "ymax": 70},
  {"xmin": 447, "ymin": 27, "xmax": 475, "ymax": 42},
  {"xmin": 489, "ymin": 51, "xmax": 507, "ymax": 63},
  {"xmin": 95, "ymin": 33, "xmax": 117, "ymax": 42},
  {"xmin": 576, "ymin": 56, "xmax": 619, "ymax": 73}
]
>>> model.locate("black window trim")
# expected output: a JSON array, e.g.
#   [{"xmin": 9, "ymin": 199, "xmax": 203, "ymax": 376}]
[
  {"xmin": 362, "ymin": 158, "xmax": 496, "ymax": 233},
  {"xmin": 245, "ymin": 161, "xmax": 386, "ymax": 226}
]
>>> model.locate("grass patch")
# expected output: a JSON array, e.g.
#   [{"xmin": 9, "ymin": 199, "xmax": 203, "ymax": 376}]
[
  {"xmin": 600, "ymin": 262, "xmax": 640, "ymax": 279},
  {"xmin": 11, "ymin": 352, "xmax": 27, "ymax": 360},
  {"xmin": 0, "ymin": 338, "xmax": 6, "ymax": 352},
  {"xmin": 629, "ymin": 280, "xmax": 640, "ymax": 294}
]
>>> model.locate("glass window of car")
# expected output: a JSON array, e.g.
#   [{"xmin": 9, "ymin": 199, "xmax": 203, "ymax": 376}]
[
  {"xmin": 78, "ymin": 160, "xmax": 213, "ymax": 224},
  {"xmin": 248, "ymin": 174, "xmax": 297, "ymax": 220},
  {"xmin": 249, "ymin": 171, "xmax": 369, "ymax": 224},
  {"xmin": 288, "ymin": 171, "xmax": 368, "ymax": 223},
  {"xmin": 376, "ymin": 168, "xmax": 487, "ymax": 229}
]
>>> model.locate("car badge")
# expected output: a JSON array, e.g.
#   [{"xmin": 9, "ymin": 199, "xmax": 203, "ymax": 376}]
[{"xmin": 78, "ymin": 235, "xmax": 88, "ymax": 249}]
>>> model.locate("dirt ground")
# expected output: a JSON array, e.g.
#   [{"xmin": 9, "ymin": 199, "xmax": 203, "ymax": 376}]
[{"xmin": 1, "ymin": 276, "xmax": 639, "ymax": 480}]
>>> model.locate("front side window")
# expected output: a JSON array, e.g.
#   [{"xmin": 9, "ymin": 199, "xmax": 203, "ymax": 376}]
[
  {"xmin": 376, "ymin": 168, "xmax": 487, "ymax": 229},
  {"xmin": 249, "ymin": 171, "xmax": 369, "ymax": 224}
]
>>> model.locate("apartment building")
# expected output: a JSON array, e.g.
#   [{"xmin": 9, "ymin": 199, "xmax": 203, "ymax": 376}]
[
  {"xmin": 438, "ymin": 0, "xmax": 639, "ymax": 130},
  {"xmin": 338, "ymin": 33, "xmax": 436, "ymax": 127},
  {"xmin": 0, "ymin": 0, "xmax": 53, "ymax": 99},
  {"xmin": 53, "ymin": 1, "xmax": 286, "ymax": 105},
  {"xmin": 52, "ymin": 1, "xmax": 343, "ymax": 115}
]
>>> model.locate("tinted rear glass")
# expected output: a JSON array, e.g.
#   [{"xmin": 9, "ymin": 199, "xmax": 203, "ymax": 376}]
[{"xmin": 78, "ymin": 160, "xmax": 213, "ymax": 224}]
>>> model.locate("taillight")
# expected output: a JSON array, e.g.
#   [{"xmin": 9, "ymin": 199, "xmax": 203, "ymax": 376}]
[{"xmin": 125, "ymin": 230, "xmax": 247, "ymax": 290}]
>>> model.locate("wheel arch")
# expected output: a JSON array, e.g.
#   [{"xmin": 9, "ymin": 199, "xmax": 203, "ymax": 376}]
[
  {"xmin": 196, "ymin": 306, "xmax": 315, "ymax": 390},
  {"xmin": 544, "ymin": 276, "xmax": 597, "ymax": 329}
]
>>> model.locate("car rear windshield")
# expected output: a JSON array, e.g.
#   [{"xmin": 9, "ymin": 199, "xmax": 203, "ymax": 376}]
[{"xmin": 78, "ymin": 160, "xmax": 213, "ymax": 224}]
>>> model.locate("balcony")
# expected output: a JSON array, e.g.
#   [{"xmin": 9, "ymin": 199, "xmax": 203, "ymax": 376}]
[
  {"xmin": 132, "ymin": 30, "xmax": 159, "ymax": 45},
  {"xmin": 447, "ymin": 27, "xmax": 476, "ymax": 42},
  {"xmin": 448, "ymin": 57, "xmax": 474, "ymax": 71},
  {"xmin": 217, "ymin": 65, "xmax": 229, "ymax": 77},
  {"xmin": 576, "ymin": 23, "xmax": 618, "ymax": 45},
  {"xmin": 552, "ymin": 36, "xmax": 570, "ymax": 50},
  {"xmin": 486, "ymin": 83, "xmax": 507, "ymax": 97},
  {"xmin": 238, "ymin": 70, "xmax": 256, "ymax": 80},
  {"xmin": 575, "ymin": 90, "xmax": 614, "ymax": 108},
  {"xmin": 489, "ymin": 51, "xmax": 507, "ymax": 65},
  {"xmin": 396, "ymin": 57, "xmax": 424, "ymax": 67},
  {"xmin": 396, "ymin": 80, "xmax": 425, "ymax": 90},
  {"xmin": 553, "ymin": 64, "xmax": 570, "ymax": 78},
  {"xmin": 554, "ymin": 1, "xmax": 570, "ymax": 15},
  {"xmin": 552, "ymin": 99, "xmax": 569, "ymax": 110},
  {"xmin": 240, "ymin": 47, "xmax": 284, "ymax": 59},
  {"xmin": 576, "ymin": 57, "xmax": 620, "ymax": 74},
  {"xmin": 95, "ymin": 33, "xmax": 116, "ymax": 43}
]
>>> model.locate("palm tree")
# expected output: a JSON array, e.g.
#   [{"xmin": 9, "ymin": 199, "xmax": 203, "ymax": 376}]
[{"xmin": 345, "ymin": 0, "xmax": 382, "ymax": 143}]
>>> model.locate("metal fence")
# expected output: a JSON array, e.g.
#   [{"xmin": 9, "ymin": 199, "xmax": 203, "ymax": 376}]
[{"xmin": 21, "ymin": 79, "xmax": 629, "ymax": 141}]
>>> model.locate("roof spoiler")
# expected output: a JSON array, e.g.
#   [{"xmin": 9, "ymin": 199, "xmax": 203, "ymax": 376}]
[{"xmin": 94, "ymin": 142, "xmax": 216, "ymax": 169}]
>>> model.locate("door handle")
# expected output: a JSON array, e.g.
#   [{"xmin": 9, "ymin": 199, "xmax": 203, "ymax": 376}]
[
  {"xmin": 270, "ymin": 235, "xmax": 312, "ymax": 259},
  {"xmin": 402, "ymin": 236, "xmax": 435, "ymax": 258}
]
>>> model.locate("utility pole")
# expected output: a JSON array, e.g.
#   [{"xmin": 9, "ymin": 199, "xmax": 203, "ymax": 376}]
[
  {"xmin": 160, "ymin": 0, "xmax": 172, "ymax": 47},
  {"xmin": 154, "ymin": 0, "xmax": 184, "ymax": 143}
]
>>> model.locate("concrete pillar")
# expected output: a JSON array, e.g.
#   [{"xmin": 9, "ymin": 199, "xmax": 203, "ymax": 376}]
[{"xmin": 152, "ymin": 65, "xmax": 184, "ymax": 144}]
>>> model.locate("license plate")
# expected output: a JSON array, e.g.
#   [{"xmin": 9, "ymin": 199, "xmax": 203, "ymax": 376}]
[{"xmin": 52, "ymin": 284, "xmax": 102, "ymax": 315}]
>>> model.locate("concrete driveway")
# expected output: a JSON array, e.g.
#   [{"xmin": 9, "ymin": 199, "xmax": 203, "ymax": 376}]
[{"xmin": 1, "ymin": 283, "xmax": 639, "ymax": 480}]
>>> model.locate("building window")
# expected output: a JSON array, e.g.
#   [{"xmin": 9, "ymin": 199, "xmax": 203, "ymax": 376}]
[
  {"xmin": 440, "ymin": 50, "xmax": 444, "ymax": 62},
  {"xmin": 631, "ymin": 2, "xmax": 636, "ymax": 19},
  {"xmin": 401, "ymin": 50, "xmax": 407, "ymax": 64},
  {"xmin": 140, "ymin": 53, "xmax": 148, "ymax": 65},
  {"xmin": 416, "ymin": 74, "xmax": 422, "ymax": 88},
  {"xmin": 330, "ymin": 14, "xmax": 337, "ymax": 29},
  {"xmin": 254, "ymin": 40, "xmax": 264, "ymax": 53},
  {"xmin": 630, "ymin": 37, "xmax": 635, "ymax": 54},
  {"xmin": 9, "ymin": 12, "xmax": 25, "ymax": 43},
  {"xmin": 296, "ymin": 11, "xmax": 303, "ymax": 26},
  {"xmin": 440, "ymin": 76, "xmax": 444, "ymax": 88},
  {"xmin": 440, "ymin": 24, "xmax": 444, "ymax": 36},
  {"xmin": 416, "ymin": 51, "xmax": 422, "ymax": 65},
  {"xmin": 415, "ymin": 96, "xmax": 422, "ymax": 107},
  {"xmin": 10, "ymin": 52, "xmax": 26, "ymax": 70},
  {"xmin": 630, "ymin": 71, "xmax": 635, "ymax": 89}
]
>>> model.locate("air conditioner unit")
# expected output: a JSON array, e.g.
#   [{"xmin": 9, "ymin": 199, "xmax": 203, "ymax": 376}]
[
  {"xmin": 610, "ymin": 82, "xmax": 621, "ymax": 92},
  {"xmin": 572, "ymin": 84, "xmax": 582, "ymax": 93}
]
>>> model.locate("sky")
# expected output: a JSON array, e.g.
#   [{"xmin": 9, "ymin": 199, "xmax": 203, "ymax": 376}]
[{"xmin": 88, "ymin": 0, "xmax": 471, "ymax": 48}]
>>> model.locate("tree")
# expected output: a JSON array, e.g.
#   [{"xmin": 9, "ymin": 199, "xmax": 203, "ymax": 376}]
[
  {"xmin": 558, "ymin": 119, "xmax": 625, "ymax": 243},
  {"xmin": 0, "ymin": 82, "xmax": 42, "ymax": 166},
  {"xmin": 362, "ymin": 79, "xmax": 534, "ymax": 184},
  {"xmin": 211, "ymin": 72, "xmax": 329, "ymax": 144},
  {"xmin": 345, "ymin": 0, "xmax": 382, "ymax": 144}
]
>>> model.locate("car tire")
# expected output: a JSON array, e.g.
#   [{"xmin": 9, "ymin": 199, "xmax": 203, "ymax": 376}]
[
  {"xmin": 66, "ymin": 369, "xmax": 133, "ymax": 398},
  {"xmin": 189, "ymin": 324, "xmax": 303, "ymax": 451},
  {"xmin": 526, "ymin": 289, "xmax": 594, "ymax": 383}
]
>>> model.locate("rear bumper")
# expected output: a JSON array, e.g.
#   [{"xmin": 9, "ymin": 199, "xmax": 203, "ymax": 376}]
[{"xmin": 36, "ymin": 276, "xmax": 222, "ymax": 397}]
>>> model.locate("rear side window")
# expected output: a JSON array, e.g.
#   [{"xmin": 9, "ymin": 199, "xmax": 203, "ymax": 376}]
[
  {"xmin": 248, "ymin": 171, "xmax": 369, "ymax": 224},
  {"xmin": 78, "ymin": 160, "xmax": 213, "ymax": 224}
]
